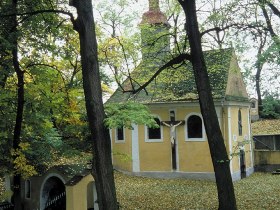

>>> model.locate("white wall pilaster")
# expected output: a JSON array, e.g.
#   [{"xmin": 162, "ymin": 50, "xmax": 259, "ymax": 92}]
[{"xmin": 132, "ymin": 124, "xmax": 140, "ymax": 172}]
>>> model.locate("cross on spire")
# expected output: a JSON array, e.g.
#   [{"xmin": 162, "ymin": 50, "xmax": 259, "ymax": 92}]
[{"xmin": 149, "ymin": 0, "xmax": 160, "ymax": 11}]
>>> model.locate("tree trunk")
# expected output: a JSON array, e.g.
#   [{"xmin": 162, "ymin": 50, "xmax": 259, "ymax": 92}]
[
  {"xmin": 255, "ymin": 67, "xmax": 262, "ymax": 114},
  {"xmin": 12, "ymin": 65, "xmax": 24, "ymax": 210},
  {"xmin": 69, "ymin": 1, "xmax": 118, "ymax": 209},
  {"xmin": 255, "ymin": 52, "xmax": 264, "ymax": 116},
  {"xmin": 178, "ymin": 1, "xmax": 237, "ymax": 209},
  {"xmin": 11, "ymin": 0, "xmax": 24, "ymax": 209}
]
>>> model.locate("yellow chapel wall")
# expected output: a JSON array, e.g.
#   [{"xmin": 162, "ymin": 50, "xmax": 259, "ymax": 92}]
[
  {"xmin": 66, "ymin": 174, "xmax": 95, "ymax": 210},
  {"xmin": 110, "ymin": 103, "xmax": 252, "ymax": 174},
  {"xmin": 228, "ymin": 105, "xmax": 252, "ymax": 173},
  {"xmin": 243, "ymin": 106, "xmax": 253, "ymax": 169},
  {"xmin": 177, "ymin": 107, "xmax": 213, "ymax": 172},
  {"xmin": 138, "ymin": 106, "xmax": 214, "ymax": 172},
  {"xmin": 111, "ymin": 128, "xmax": 132, "ymax": 171},
  {"xmin": 138, "ymin": 108, "xmax": 172, "ymax": 171},
  {"xmin": 222, "ymin": 107, "xmax": 230, "ymax": 156}
]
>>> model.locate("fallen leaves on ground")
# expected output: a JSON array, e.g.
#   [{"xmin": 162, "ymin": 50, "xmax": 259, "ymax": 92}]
[
  {"xmin": 115, "ymin": 172, "xmax": 280, "ymax": 209},
  {"xmin": 1, "ymin": 171, "xmax": 279, "ymax": 209}
]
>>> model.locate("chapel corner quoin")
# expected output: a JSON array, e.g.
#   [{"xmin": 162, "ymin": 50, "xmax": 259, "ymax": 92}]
[{"xmin": 107, "ymin": 0, "xmax": 254, "ymax": 181}]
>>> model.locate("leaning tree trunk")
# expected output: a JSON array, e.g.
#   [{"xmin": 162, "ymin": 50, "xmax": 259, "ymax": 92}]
[
  {"xmin": 178, "ymin": 1, "xmax": 237, "ymax": 209},
  {"xmin": 11, "ymin": 53, "xmax": 24, "ymax": 210},
  {"xmin": 69, "ymin": 0, "xmax": 118, "ymax": 209},
  {"xmin": 10, "ymin": 0, "xmax": 24, "ymax": 209}
]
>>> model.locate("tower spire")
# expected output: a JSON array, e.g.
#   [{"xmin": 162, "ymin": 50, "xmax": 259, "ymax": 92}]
[
  {"xmin": 149, "ymin": 0, "xmax": 159, "ymax": 11},
  {"xmin": 141, "ymin": 0, "xmax": 169, "ymax": 25},
  {"xmin": 140, "ymin": 0, "xmax": 170, "ymax": 61}
]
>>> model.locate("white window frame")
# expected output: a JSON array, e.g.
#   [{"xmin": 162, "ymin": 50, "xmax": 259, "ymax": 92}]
[
  {"xmin": 115, "ymin": 126, "xmax": 125, "ymax": 143},
  {"xmin": 145, "ymin": 116, "xmax": 163, "ymax": 142},
  {"xmin": 185, "ymin": 113, "xmax": 206, "ymax": 141}
]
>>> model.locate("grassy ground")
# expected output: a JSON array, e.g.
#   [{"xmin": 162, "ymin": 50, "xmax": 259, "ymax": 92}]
[
  {"xmin": 115, "ymin": 172, "xmax": 280, "ymax": 209},
  {"xmin": 1, "ymin": 172, "xmax": 279, "ymax": 209}
]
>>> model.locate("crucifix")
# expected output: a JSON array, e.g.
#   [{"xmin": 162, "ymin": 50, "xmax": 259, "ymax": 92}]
[{"xmin": 161, "ymin": 110, "xmax": 185, "ymax": 170}]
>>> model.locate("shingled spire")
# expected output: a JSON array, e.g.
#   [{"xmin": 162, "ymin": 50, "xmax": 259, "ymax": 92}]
[
  {"xmin": 140, "ymin": 0, "xmax": 170, "ymax": 62},
  {"xmin": 149, "ymin": 0, "xmax": 159, "ymax": 11},
  {"xmin": 141, "ymin": 0, "xmax": 169, "ymax": 26}
]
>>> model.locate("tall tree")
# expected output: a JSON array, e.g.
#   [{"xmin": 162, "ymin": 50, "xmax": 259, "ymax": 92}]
[
  {"xmin": 1, "ymin": 1, "xmax": 118, "ymax": 208},
  {"xmin": 9, "ymin": 0, "xmax": 24, "ymax": 208},
  {"xmin": 255, "ymin": 30, "xmax": 268, "ymax": 115},
  {"xmin": 177, "ymin": 1, "xmax": 237, "ymax": 209},
  {"xmin": 95, "ymin": 0, "xmax": 141, "ymax": 90},
  {"xmin": 257, "ymin": 0, "xmax": 280, "ymax": 114},
  {"xmin": 69, "ymin": 0, "xmax": 118, "ymax": 209}
]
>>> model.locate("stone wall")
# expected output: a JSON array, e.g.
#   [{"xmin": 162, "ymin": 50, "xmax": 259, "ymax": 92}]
[{"xmin": 254, "ymin": 150, "xmax": 280, "ymax": 172}]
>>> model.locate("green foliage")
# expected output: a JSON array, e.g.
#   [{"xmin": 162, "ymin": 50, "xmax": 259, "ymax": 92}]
[
  {"xmin": 0, "ymin": 191, "xmax": 13, "ymax": 203},
  {"xmin": 258, "ymin": 40, "xmax": 280, "ymax": 65},
  {"xmin": 261, "ymin": 95, "xmax": 280, "ymax": 119},
  {"xmin": 104, "ymin": 102, "xmax": 158, "ymax": 129},
  {"xmin": 98, "ymin": 35, "xmax": 140, "ymax": 83},
  {"xmin": 0, "ymin": 0, "xmax": 107, "ymax": 174},
  {"xmin": 95, "ymin": 0, "xmax": 141, "ymax": 86}
]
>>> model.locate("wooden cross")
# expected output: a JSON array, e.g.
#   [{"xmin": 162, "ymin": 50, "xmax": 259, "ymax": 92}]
[{"xmin": 161, "ymin": 111, "xmax": 185, "ymax": 170}]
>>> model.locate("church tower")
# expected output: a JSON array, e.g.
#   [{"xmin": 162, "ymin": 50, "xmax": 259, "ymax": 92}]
[{"xmin": 140, "ymin": 0, "xmax": 170, "ymax": 62}]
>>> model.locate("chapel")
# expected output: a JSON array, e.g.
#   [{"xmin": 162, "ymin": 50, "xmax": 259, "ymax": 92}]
[{"xmin": 107, "ymin": 0, "xmax": 254, "ymax": 181}]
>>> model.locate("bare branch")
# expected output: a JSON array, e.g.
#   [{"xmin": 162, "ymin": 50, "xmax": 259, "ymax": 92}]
[
  {"xmin": 123, "ymin": 53, "xmax": 191, "ymax": 94},
  {"xmin": 258, "ymin": 0, "xmax": 277, "ymax": 38},
  {"xmin": 266, "ymin": 1, "xmax": 280, "ymax": 19},
  {"xmin": 201, "ymin": 22, "xmax": 268, "ymax": 38}
]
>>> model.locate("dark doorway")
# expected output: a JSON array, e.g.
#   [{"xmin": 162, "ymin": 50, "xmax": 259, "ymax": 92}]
[
  {"xmin": 240, "ymin": 150, "xmax": 246, "ymax": 179},
  {"xmin": 41, "ymin": 176, "xmax": 66, "ymax": 210}
]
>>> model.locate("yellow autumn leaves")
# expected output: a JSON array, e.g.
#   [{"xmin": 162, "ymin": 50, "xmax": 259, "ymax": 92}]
[
  {"xmin": 115, "ymin": 171, "xmax": 280, "ymax": 209},
  {"xmin": 11, "ymin": 142, "xmax": 37, "ymax": 179}
]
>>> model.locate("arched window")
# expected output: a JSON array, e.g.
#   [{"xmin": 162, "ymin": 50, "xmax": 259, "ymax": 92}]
[
  {"xmin": 238, "ymin": 109, "xmax": 242, "ymax": 136},
  {"xmin": 147, "ymin": 117, "xmax": 161, "ymax": 140},
  {"xmin": 116, "ymin": 126, "xmax": 124, "ymax": 141},
  {"xmin": 185, "ymin": 114, "xmax": 205, "ymax": 141}
]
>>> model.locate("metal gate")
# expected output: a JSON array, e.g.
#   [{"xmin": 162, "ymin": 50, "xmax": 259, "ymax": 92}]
[
  {"xmin": 44, "ymin": 191, "xmax": 66, "ymax": 210},
  {"xmin": 0, "ymin": 202, "xmax": 14, "ymax": 210}
]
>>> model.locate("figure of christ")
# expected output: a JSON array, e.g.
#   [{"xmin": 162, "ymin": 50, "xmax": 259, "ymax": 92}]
[
  {"xmin": 161, "ymin": 121, "xmax": 184, "ymax": 147},
  {"xmin": 161, "ymin": 120, "xmax": 185, "ymax": 170}
]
